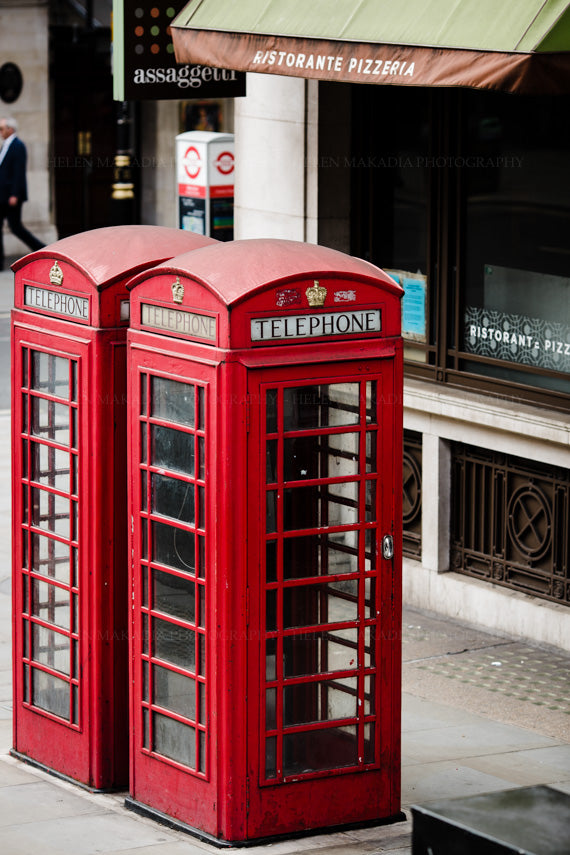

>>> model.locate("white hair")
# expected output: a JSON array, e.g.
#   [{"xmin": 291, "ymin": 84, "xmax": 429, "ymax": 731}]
[{"xmin": 3, "ymin": 118, "xmax": 18, "ymax": 132}]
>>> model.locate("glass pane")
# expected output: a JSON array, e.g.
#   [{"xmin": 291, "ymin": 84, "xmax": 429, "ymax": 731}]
[
  {"xmin": 364, "ymin": 674, "xmax": 376, "ymax": 716},
  {"xmin": 283, "ymin": 726, "xmax": 358, "ymax": 775},
  {"xmin": 198, "ymin": 486, "xmax": 205, "ymax": 529},
  {"xmin": 266, "ymin": 540, "xmax": 277, "ymax": 583},
  {"xmin": 31, "ymin": 353, "xmax": 69, "ymax": 399},
  {"xmin": 284, "ymin": 384, "xmax": 359, "ymax": 431},
  {"xmin": 153, "ymin": 568, "xmax": 195, "ymax": 621},
  {"xmin": 198, "ymin": 585, "xmax": 205, "ymax": 629},
  {"xmin": 153, "ymin": 616, "xmax": 195, "ymax": 670},
  {"xmin": 153, "ymin": 712, "xmax": 196, "ymax": 768},
  {"xmin": 31, "ymin": 579, "xmax": 70, "ymax": 630},
  {"xmin": 366, "ymin": 382, "xmax": 377, "ymax": 424},
  {"xmin": 266, "ymin": 439, "xmax": 277, "ymax": 483},
  {"xmin": 198, "ymin": 386, "xmax": 205, "ymax": 431},
  {"xmin": 266, "ymin": 490, "xmax": 277, "ymax": 533},
  {"xmin": 70, "ymin": 362, "xmax": 77, "ymax": 402},
  {"xmin": 366, "ymin": 480, "xmax": 377, "ymax": 522},
  {"xmin": 31, "ymin": 488, "xmax": 69, "ymax": 537},
  {"xmin": 152, "ymin": 377, "xmax": 195, "ymax": 425},
  {"xmin": 364, "ymin": 625, "xmax": 376, "ymax": 669},
  {"xmin": 328, "ymin": 433, "xmax": 360, "ymax": 478},
  {"xmin": 198, "ymin": 682, "xmax": 206, "ymax": 722},
  {"xmin": 198, "ymin": 535, "xmax": 205, "ymax": 579},
  {"xmin": 143, "ymin": 707, "xmax": 149, "ymax": 748},
  {"xmin": 71, "ymin": 408, "xmax": 78, "ymax": 449},
  {"xmin": 283, "ymin": 628, "xmax": 359, "ymax": 677},
  {"xmin": 283, "ymin": 677, "xmax": 357, "ymax": 725},
  {"xmin": 152, "ymin": 473, "xmax": 195, "ymax": 524},
  {"xmin": 283, "ymin": 435, "xmax": 320, "ymax": 481},
  {"xmin": 198, "ymin": 633, "xmax": 205, "ymax": 676},
  {"xmin": 365, "ymin": 530, "xmax": 376, "ymax": 572},
  {"xmin": 266, "ymin": 389, "xmax": 278, "ymax": 434},
  {"xmin": 284, "ymin": 482, "xmax": 359, "ymax": 530},
  {"xmin": 198, "ymin": 436, "xmax": 205, "ymax": 479},
  {"xmin": 283, "ymin": 580, "xmax": 358, "ymax": 629},
  {"xmin": 366, "ymin": 431, "xmax": 378, "ymax": 473},
  {"xmin": 140, "ymin": 422, "xmax": 147, "ymax": 464},
  {"xmin": 152, "ymin": 520, "xmax": 195, "ymax": 573},
  {"xmin": 32, "ymin": 624, "xmax": 70, "ymax": 674},
  {"xmin": 31, "ymin": 444, "xmax": 70, "ymax": 492},
  {"xmin": 30, "ymin": 398, "xmax": 70, "ymax": 445},
  {"xmin": 31, "ymin": 534, "xmax": 70, "ymax": 583},
  {"xmin": 153, "ymin": 664, "xmax": 196, "ymax": 719},
  {"xmin": 283, "ymin": 532, "xmax": 359, "ymax": 579},
  {"xmin": 152, "ymin": 425, "xmax": 194, "ymax": 475},
  {"xmin": 143, "ymin": 660, "xmax": 149, "ymax": 701},
  {"xmin": 31, "ymin": 669, "xmax": 69, "ymax": 719},
  {"xmin": 364, "ymin": 723, "xmax": 375, "ymax": 764},
  {"xmin": 266, "ymin": 589, "xmax": 277, "ymax": 632},
  {"xmin": 266, "ymin": 638, "xmax": 277, "ymax": 680},
  {"xmin": 266, "ymin": 687, "xmax": 277, "ymax": 729},
  {"xmin": 265, "ymin": 736, "xmax": 277, "ymax": 778},
  {"xmin": 365, "ymin": 576, "xmax": 377, "ymax": 620}
]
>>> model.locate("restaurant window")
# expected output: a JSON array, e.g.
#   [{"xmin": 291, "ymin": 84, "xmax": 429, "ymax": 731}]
[{"xmin": 344, "ymin": 84, "xmax": 570, "ymax": 409}]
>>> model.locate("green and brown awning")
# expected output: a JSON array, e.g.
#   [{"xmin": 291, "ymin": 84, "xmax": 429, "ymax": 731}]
[{"xmin": 171, "ymin": 0, "xmax": 570, "ymax": 94}]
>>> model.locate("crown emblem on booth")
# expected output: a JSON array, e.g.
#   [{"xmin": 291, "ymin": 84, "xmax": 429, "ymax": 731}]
[
  {"xmin": 49, "ymin": 261, "xmax": 64, "ymax": 286},
  {"xmin": 306, "ymin": 280, "xmax": 327, "ymax": 307},
  {"xmin": 171, "ymin": 277, "xmax": 184, "ymax": 304}
]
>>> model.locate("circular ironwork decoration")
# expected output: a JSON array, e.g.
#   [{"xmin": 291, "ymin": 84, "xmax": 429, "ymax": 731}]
[
  {"xmin": 0, "ymin": 62, "xmax": 23, "ymax": 103},
  {"xmin": 403, "ymin": 450, "xmax": 422, "ymax": 525},
  {"xmin": 507, "ymin": 484, "xmax": 552, "ymax": 561}
]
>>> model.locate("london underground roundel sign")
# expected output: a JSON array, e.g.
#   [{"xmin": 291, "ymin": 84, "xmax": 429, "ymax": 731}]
[
  {"xmin": 183, "ymin": 146, "xmax": 201, "ymax": 180},
  {"xmin": 215, "ymin": 150, "xmax": 234, "ymax": 176}
]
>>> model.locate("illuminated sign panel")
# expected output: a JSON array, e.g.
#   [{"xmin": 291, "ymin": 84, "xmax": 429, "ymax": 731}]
[{"xmin": 113, "ymin": 0, "xmax": 246, "ymax": 101}]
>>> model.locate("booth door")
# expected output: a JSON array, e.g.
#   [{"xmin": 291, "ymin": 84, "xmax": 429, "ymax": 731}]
[
  {"xmin": 12, "ymin": 329, "xmax": 91, "ymax": 779},
  {"xmin": 129, "ymin": 351, "xmax": 216, "ymax": 831},
  {"xmin": 246, "ymin": 360, "xmax": 401, "ymax": 838}
]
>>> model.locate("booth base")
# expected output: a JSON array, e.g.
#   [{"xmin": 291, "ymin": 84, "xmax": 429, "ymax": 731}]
[
  {"xmin": 411, "ymin": 785, "xmax": 570, "ymax": 855},
  {"xmin": 9, "ymin": 749, "xmax": 124, "ymax": 794},
  {"xmin": 125, "ymin": 796, "xmax": 406, "ymax": 848}
]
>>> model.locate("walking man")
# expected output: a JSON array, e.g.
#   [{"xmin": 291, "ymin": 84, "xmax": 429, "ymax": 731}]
[{"xmin": 0, "ymin": 117, "xmax": 44, "ymax": 269}]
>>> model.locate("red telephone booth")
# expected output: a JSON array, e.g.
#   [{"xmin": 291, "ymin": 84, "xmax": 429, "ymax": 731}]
[
  {"xmin": 11, "ymin": 225, "xmax": 216, "ymax": 790},
  {"xmin": 126, "ymin": 238, "xmax": 404, "ymax": 842}
]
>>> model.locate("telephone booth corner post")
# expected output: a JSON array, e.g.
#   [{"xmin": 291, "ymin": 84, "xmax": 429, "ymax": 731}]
[
  {"xmin": 10, "ymin": 225, "xmax": 218, "ymax": 790},
  {"xmin": 125, "ymin": 238, "xmax": 405, "ymax": 843}
]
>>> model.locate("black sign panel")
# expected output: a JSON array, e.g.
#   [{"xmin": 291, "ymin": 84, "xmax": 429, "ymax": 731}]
[{"xmin": 116, "ymin": 1, "xmax": 246, "ymax": 101}]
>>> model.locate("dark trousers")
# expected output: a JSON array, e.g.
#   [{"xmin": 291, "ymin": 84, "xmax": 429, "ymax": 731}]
[{"xmin": 0, "ymin": 201, "xmax": 45, "ymax": 268}]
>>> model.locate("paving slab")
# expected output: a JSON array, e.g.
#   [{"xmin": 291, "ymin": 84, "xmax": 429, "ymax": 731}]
[
  {"xmin": 463, "ymin": 745, "xmax": 570, "ymax": 787},
  {"xmin": 403, "ymin": 759, "xmax": 516, "ymax": 805},
  {"xmin": 0, "ymin": 811, "xmax": 180, "ymax": 855}
]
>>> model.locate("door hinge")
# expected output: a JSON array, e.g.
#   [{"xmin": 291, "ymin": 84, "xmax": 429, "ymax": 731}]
[{"xmin": 246, "ymin": 776, "xmax": 250, "ymax": 813}]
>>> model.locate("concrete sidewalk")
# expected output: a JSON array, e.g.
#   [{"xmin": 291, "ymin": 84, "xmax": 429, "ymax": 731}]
[{"xmin": 0, "ymin": 261, "xmax": 569, "ymax": 853}]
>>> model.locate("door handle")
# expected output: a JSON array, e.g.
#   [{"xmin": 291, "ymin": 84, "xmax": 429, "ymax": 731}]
[{"xmin": 382, "ymin": 534, "xmax": 394, "ymax": 560}]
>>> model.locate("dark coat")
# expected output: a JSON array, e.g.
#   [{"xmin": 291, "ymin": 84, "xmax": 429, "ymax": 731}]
[{"xmin": 0, "ymin": 136, "xmax": 28, "ymax": 204}]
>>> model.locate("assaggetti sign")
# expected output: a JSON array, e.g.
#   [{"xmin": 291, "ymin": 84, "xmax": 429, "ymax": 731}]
[{"xmin": 113, "ymin": 0, "xmax": 245, "ymax": 101}]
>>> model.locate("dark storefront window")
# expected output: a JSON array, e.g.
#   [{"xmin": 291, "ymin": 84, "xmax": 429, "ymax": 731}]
[{"xmin": 346, "ymin": 85, "xmax": 570, "ymax": 409}]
